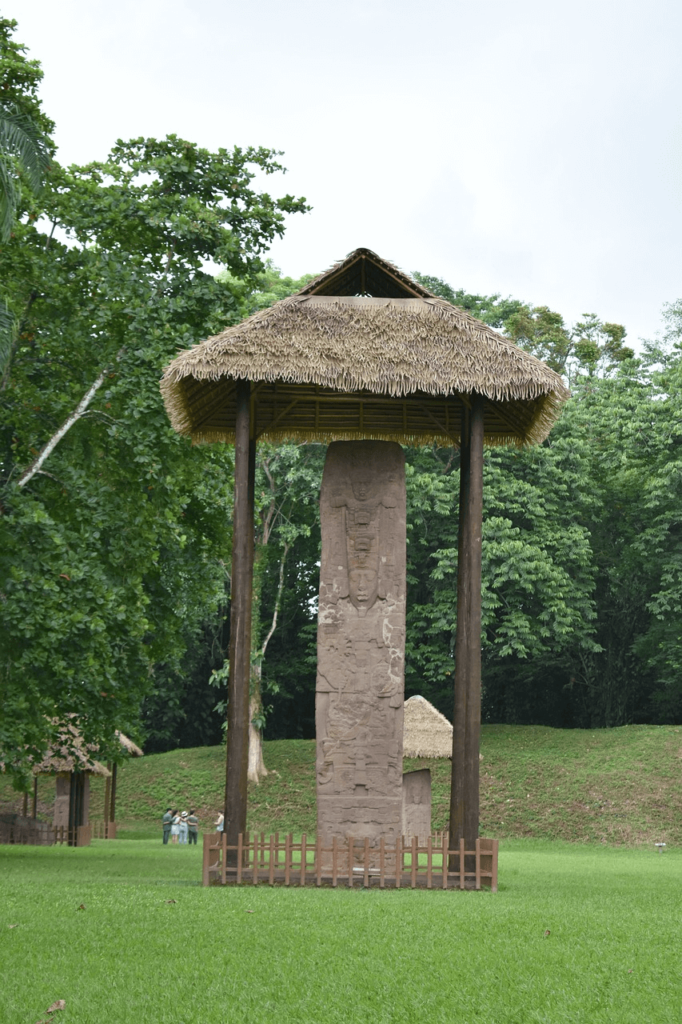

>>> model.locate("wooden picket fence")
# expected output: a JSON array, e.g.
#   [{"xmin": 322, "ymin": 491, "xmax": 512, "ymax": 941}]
[
  {"xmin": 52, "ymin": 824, "xmax": 92, "ymax": 847},
  {"xmin": 2, "ymin": 823, "xmax": 92, "ymax": 847},
  {"xmin": 203, "ymin": 832, "xmax": 498, "ymax": 891},
  {"xmin": 91, "ymin": 821, "xmax": 117, "ymax": 840}
]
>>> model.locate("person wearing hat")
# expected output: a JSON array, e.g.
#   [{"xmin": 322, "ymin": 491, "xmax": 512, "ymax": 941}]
[
  {"xmin": 162, "ymin": 807, "xmax": 173, "ymax": 845},
  {"xmin": 178, "ymin": 811, "xmax": 189, "ymax": 844},
  {"xmin": 187, "ymin": 809, "xmax": 199, "ymax": 845}
]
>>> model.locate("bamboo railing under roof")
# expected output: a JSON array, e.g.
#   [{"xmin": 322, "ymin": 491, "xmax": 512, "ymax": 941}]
[{"xmin": 161, "ymin": 248, "xmax": 569, "ymax": 448}]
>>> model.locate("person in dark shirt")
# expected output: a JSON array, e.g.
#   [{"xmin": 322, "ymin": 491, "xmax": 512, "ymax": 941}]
[
  {"xmin": 162, "ymin": 807, "xmax": 173, "ymax": 845},
  {"xmin": 187, "ymin": 810, "xmax": 199, "ymax": 845}
]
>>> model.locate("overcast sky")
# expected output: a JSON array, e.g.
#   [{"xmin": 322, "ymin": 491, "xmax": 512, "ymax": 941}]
[{"xmin": 13, "ymin": 0, "xmax": 682, "ymax": 343}]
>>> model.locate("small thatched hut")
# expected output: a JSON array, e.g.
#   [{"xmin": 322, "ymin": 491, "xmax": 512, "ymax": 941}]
[
  {"xmin": 403, "ymin": 695, "xmax": 453, "ymax": 759},
  {"xmin": 32, "ymin": 721, "xmax": 110, "ymax": 846}
]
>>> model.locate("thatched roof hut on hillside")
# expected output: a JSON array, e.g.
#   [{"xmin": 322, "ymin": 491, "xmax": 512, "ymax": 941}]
[
  {"xmin": 35, "ymin": 726, "xmax": 142, "ymax": 845},
  {"xmin": 403, "ymin": 696, "xmax": 453, "ymax": 759},
  {"xmin": 30, "ymin": 721, "xmax": 110, "ymax": 847},
  {"xmin": 160, "ymin": 247, "xmax": 569, "ymax": 850}
]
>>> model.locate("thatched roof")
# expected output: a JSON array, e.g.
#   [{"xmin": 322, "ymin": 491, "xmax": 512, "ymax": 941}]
[
  {"xmin": 403, "ymin": 695, "xmax": 453, "ymax": 759},
  {"xmin": 32, "ymin": 721, "xmax": 110, "ymax": 778},
  {"xmin": 116, "ymin": 731, "xmax": 143, "ymax": 757},
  {"xmin": 160, "ymin": 248, "xmax": 568, "ymax": 448}
]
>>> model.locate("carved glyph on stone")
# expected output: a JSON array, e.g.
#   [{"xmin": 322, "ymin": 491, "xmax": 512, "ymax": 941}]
[{"xmin": 316, "ymin": 440, "xmax": 406, "ymax": 851}]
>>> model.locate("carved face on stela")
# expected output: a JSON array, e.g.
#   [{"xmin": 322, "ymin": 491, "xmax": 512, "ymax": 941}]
[{"xmin": 347, "ymin": 535, "xmax": 379, "ymax": 613}]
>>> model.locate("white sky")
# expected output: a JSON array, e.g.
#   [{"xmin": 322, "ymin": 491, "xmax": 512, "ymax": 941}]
[{"xmin": 13, "ymin": 0, "xmax": 682, "ymax": 343}]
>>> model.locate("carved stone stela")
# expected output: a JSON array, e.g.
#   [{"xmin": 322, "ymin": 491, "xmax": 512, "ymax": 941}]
[{"xmin": 316, "ymin": 440, "xmax": 406, "ymax": 851}]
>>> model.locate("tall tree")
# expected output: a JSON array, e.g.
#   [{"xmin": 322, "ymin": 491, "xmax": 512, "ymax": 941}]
[{"xmin": 0, "ymin": 21, "xmax": 309, "ymax": 783}]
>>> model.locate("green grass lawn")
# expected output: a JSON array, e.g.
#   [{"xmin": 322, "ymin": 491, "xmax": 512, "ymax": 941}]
[
  {"xmin": 4, "ymin": 725, "xmax": 680, "ymax": 844},
  {"xmin": 1, "ymin": 839, "xmax": 681, "ymax": 1024}
]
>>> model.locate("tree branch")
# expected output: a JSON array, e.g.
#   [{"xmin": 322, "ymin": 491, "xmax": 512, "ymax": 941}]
[
  {"xmin": 16, "ymin": 349, "xmax": 123, "ymax": 489},
  {"xmin": 260, "ymin": 542, "xmax": 289, "ymax": 660}
]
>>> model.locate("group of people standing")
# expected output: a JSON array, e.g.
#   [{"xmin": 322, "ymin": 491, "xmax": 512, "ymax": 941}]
[{"xmin": 162, "ymin": 808, "xmax": 199, "ymax": 845}]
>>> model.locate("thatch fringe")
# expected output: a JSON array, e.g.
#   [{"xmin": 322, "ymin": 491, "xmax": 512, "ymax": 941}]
[
  {"xmin": 403, "ymin": 695, "xmax": 453, "ymax": 759},
  {"xmin": 161, "ymin": 296, "xmax": 568, "ymax": 448},
  {"xmin": 189, "ymin": 425, "xmax": 538, "ymax": 449}
]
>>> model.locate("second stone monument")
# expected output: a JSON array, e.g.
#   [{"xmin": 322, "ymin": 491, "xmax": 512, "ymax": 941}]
[{"xmin": 316, "ymin": 440, "xmax": 406, "ymax": 850}]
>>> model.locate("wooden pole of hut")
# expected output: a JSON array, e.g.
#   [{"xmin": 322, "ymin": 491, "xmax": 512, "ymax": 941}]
[
  {"xmin": 224, "ymin": 378, "xmax": 255, "ymax": 854},
  {"xmin": 104, "ymin": 762, "xmax": 112, "ymax": 830},
  {"xmin": 109, "ymin": 763, "xmax": 117, "ymax": 826},
  {"xmin": 32, "ymin": 776, "xmax": 38, "ymax": 819}
]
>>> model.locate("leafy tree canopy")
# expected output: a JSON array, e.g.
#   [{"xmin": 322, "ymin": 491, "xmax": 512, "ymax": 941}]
[{"xmin": 0, "ymin": 19, "xmax": 308, "ymax": 785}]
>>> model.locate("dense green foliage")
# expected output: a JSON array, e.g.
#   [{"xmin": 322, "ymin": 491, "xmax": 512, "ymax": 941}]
[
  {"xmin": 0, "ymin": 17, "xmax": 309, "ymax": 780},
  {"xmin": 2, "ymin": 15, "xmax": 682, "ymax": 781},
  {"xmin": 2, "ymin": 839, "xmax": 682, "ymax": 1023}
]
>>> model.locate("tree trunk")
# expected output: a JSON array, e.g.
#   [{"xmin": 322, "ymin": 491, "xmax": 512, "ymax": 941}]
[
  {"xmin": 246, "ymin": 452, "xmax": 290, "ymax": 783},
  {"xmin": 247, "ymin": 541, "xmax": 269, "ymax": 785},
  {"xmin": 247, "ymin": 692, "xmax": 268, "ymax": 784}
]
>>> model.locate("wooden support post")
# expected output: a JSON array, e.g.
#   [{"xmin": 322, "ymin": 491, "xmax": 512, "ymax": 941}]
[
  {"xmin": 109, "ymin": 763, "xmax": 117, "ymax": 829},
  {"xmin": 464, "ymin": 395, "xmax": 484, "ymax": 849},
  {"xmin": 32, "ymin": 776, "xmax": 38, "ymax": 819},
  {"xmin": 449, "ymin": 395, "xmax": 484, "ymax": 854},
  {"xmin": 224, "ymin": 379, "xmax": 255, "ymax": 860},
  {"xmin": 449, "ymin": 406, "xmax": 470, "ymax": 848},
  {"xmin": 202, "ymin": 833, "xmax": 210, "ymax": 887},
  {"xmin": 104, "ymin": 763, "xmax": 111, "ymax": 830}
]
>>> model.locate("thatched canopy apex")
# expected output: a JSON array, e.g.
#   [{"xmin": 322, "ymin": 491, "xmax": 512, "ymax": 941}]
[
  {"xmin": 161, "ymin": 248, "xmax": 569, "ymax": 448},
  {"xmin": 298, "ymin": 247, "xmax": 433, "ymax": 299},
  {"xmin": 403, "ymin": 695, "xmax": 453, "ymax": 759}
]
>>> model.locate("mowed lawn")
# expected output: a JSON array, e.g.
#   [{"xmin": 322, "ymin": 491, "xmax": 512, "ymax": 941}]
[{"xmin": 1, "ymin": 839, "xmax": 681, "ymax": 1024}]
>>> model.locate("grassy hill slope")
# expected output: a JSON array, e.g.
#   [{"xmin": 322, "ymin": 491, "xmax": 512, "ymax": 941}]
[{"xmin": 3, "ymin": 724, "xmax": 681, "ymax": 845}]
